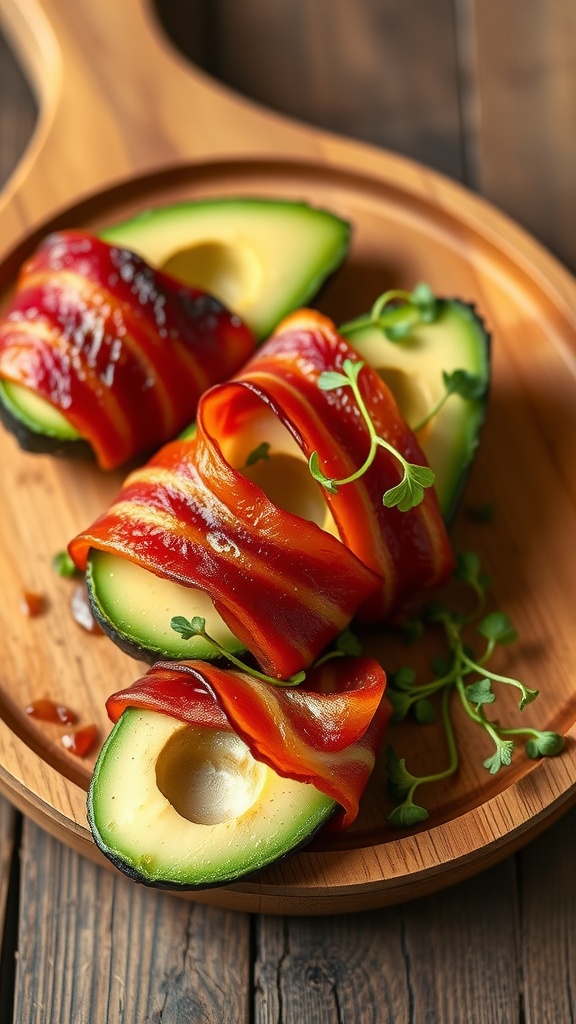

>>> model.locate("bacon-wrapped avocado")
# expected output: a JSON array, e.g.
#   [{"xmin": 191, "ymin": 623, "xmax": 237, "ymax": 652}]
[
  {"xmin": 88, "ymin": 655, "xmax": 390, "ymax": 888},
  {"xmin": 0, "ymin": 231, "xmax": 254, "ymax": 468},
  {"xmin": 0, "ymin": 199, "xmax": 350, "ymax": 467},
  {"xmin": 69, "ymin": 309, "xmax": 454, "ymax": 676}
]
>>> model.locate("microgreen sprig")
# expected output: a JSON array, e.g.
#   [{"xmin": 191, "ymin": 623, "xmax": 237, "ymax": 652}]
[
  {"xmin": 52, "ymin": 550, "xmax": 81, "ymax": 578},
  {"xmin": 170, "ymin": 615, "xmax": 305, "ymax": 687},
  {"xmin": 308, "ymin": 358, "xmax": 435, "ymax": 511},
  {"xmin": 413, "ymin": 369, "xmax": 487, "ymax": 433},
  {"xmin": 339, "ymin": 283, "xmax": 486, "ymax": 436},
  {"xmin": 339, "ymin": 282, "xmax": 438, "ymax": 340},
  {"xmin": 386, "ymin": 551, "xmax": 565, "ymax": 826}
]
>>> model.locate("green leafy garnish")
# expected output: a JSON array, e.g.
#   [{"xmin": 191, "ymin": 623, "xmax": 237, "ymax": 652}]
[
  {"xmin": 335, "ymin": 628, "xmax": 363, "ymax": 657},
  {"xmin": 386, "ymin": 552, "xmax": 565, "ymax": 827},
  {"xmin": 308, "ymin": 358, "xmax": 436, "ymax": 512},
  {"xmin": 170, "ymin": 615, "xmax": 305, "ymax": 687},
  {"xmin": 52, "ymin": 550, "xmax": 81, "ymax": 578},
  {"xmin": 413, "ymin": 369, "xmax": 487, "ymax": 433},
  {"xmin": 339, "ymin": 283, "xmax": 438, "ymax": 340}
]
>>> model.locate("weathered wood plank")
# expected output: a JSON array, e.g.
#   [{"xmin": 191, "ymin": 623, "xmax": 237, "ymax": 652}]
[
  {"xmin": 157, "ymin": 0, "xmax": 465, "ymax": 179},
  {"xmin": 254, "ymin": 860, "xmax": 520, "ymax": 1024},
  {"xmin": 0, "ymin": 798, "xmax": 17, "ymax": 953},
  {"xmin": 0, "ymin": 796, "xmax": 18, "ymax": 1023},
  {"xmin": 471, "ymin": 0, "xmax": 576, "ymax": 272},
  {"xmin": 14, "ymin": 820, "xmax": 251, "ymax": 1024},
  {"xmin": 519, "ymin": 804, "xmax": 576, "ymax": 1024}
]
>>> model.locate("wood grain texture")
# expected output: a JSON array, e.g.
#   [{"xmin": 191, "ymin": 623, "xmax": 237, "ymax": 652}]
[
  {"xmin": 471, "ymin": 0, "xmax": 576, "ymax": 273},
  {"xmin": 157, "ymin": 0, "xmax": 465, "ymax": 179},
  {"xmin": 519, "ymin": 804, "xmax": 576, "ymax": 1024},
  {"xmin": 0, "ymin": 797, "xmax": 17, "ymax": 965},
  {"xmin": 254, "ymin": 860, "xmax": 520, "ymax": 1024},
  {"xmin": 14, "ymin": 819, "xmax": 251, "ymax": 1024}
]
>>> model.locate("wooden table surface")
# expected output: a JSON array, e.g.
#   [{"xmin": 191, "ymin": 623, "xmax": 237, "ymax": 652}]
[{"xmin": 1, "ymin": 2, "xmax": 575, "ymax": 1021}]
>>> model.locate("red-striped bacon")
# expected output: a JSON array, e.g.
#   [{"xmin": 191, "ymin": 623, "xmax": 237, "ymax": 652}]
[
  {"xmin": 202, "ymin": 308, "xmax": 454, "ymax": 620},
  {"xmin": 106, "ymin": 656, "xmax": 390, "ymax": 828},
  {"xmin": 0, "ymin": 230, "xmax": 254, "ymax": 468},
  {"xmin": 69, "ymin": 427, "xmax": 381, "ymax": 678},
  {"xmin": 70, "ymin": 307, "xmax": 453, "ymax": 675}
]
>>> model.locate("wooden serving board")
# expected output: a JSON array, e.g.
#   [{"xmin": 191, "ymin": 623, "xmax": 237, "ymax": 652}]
[{"xmin": 0, "ymin": 0, "xmax": 575, "ymax": 915}]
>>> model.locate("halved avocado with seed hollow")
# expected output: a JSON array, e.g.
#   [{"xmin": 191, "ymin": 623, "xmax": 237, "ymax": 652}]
[
  {"xmin": 344, "ymin": 298, "xmax": 490, "ymax": 522},
  {"xmin": 88, "ymin": 708, "xmax": 336, "ymax": 888},
  {"xmin": 85, "ymin": 295, "xmax": 490, "ymax": 665},
  {"xmin": 86, "ymin": 406, "xmax": 340, "ymax": 663},
  {"xmin": 0, "ymin": 198, "xmax": 350, "ymax": 457},
  {"xmin": 100, "ymin": 198, "xmax": 350, "ymax": 341}
]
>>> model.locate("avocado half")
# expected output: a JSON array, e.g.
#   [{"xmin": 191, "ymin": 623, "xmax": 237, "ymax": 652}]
[
  {"xmin": 0, "ymin": 197, "xmax": 350, "ymax": 454},
  {"xmin": 88, "ymin": 708, "xmax": 336, "ymax": 888},
  {"xmin": 85, "ymin": 296, "xmax": 490, "ymax": 666},
  {"xmin": 86, "ymin": 405, "xmax": 340, "ymax": 664},
  {"xmin": 344, "ymin": 299, "xmax": 491, "ymax": 523},
  {"xmin": 100, "ymin": 198, "xmax": 350, "ymax": 341}
]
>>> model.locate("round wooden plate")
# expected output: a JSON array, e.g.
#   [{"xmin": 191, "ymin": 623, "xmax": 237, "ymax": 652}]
[{"xmin": 0, "ymin": 0, "xmax": 575, "ymax": 915}]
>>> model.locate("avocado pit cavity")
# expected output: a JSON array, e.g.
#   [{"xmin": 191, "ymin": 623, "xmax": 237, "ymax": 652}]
[
  {"xmin": 160, "ymin": 240, "xmax": 262, "ymax": 313},
  {"xmin": 155, "ymin": 726, "xmax": 267, "ymax": 825}
]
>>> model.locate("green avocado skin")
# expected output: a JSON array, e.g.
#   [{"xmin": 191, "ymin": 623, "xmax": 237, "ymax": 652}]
[
  {"xmin": 85, "ymin": 298, "xmax": 491, "ymax": 670},
  {"xmin": 345, "ymin": 297, "xmax": 491, "ymax": 524},
  {"xmin": 86, "ymin": 296, "xmax": 490, "ymax": 892},
  {"xmin": 0, "ymin": 197, "xmax": 350, "ymax": 456},
  {"xmin": 0, "ymin": 381, "xmax": 91, "ymax": 458},
  {"xmin": 88, "ymin": 709, "xmax": 337, "ymax": 890}
]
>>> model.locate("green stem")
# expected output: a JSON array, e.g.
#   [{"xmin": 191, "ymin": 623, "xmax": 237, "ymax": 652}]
[
  {"xmin": 196, "ymin": 626, "xmax": 305, "ymax": 687},
  {"xmin": 497, "ymin": 725, "xmax": 547, "ymax": 740},
  {"xmin": 459, "ymin": 650, "xmax": 532, "ymax": 700},
  {"xmin": 311, "ymin": 649, "xmax": 346, "ymax": 669},
  {"xmin": 339, "ymin": 289, "xmax": 413, "ymax": 336},
  {"xmin": 455, "ymin": 678, "xmax": 511, "ymax": 748},
  {"xmin": 404, "ymin": 688, "xmax": 459, "ymax": 802},
  {"xmin": 317, "ymin": 367, "xmax": 411, "ymax": 488},
  {"xmin": 412, "ymin": 390, "xmax": 451, "ymax": 433}
]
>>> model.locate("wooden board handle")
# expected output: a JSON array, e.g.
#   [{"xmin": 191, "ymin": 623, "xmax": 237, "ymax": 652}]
[{"xmin": 0, "ymin": 0, "xmax": 314, "ymax": 259}]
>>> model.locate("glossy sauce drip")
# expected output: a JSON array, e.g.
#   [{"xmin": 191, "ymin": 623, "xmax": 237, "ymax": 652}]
[
  {"xmin": 25, "ymin": 700, "xmax": 98, "ymax": 758},
  {"xmin": 20, "ymin": 591, "xmax": 45, "ymax": 617},
  {"xmin": 25, "ymin": 699, "xmax": 77, "ymax": 724},
  {"xmin": 61, "ymin": 724, "xmax": 98, "ymax": 757}
]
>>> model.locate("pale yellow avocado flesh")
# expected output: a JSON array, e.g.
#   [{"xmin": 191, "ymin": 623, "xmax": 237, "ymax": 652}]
[
  {"xmin": 89, "ymin": 404, "xmax": 339, "ymax": 659},
  {"xmin": 0, "ymin": 380, "xmax": 80, "ymax": 438},
  {"xmin": 100, "ymin": 198, "xmax": 350, "ymax": 340},
  {"xmin": 2, "ymin": 198, "xmax": 349, "ymax": 442},
  {"xmin": 88, "ymin": 709, "xmax": 335, "ymax": 886},
  {"xmin": 345, "ymin": 300, "xmax": 490, "ymax": 520}
]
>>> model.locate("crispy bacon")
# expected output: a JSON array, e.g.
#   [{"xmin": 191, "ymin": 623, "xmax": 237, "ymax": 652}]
[
  {"xmin": 70, "ymin": 307, "xmax": 453, "ymax": 675},
  {"xmin": 214, "ymin": 309, "xmax": 454, "ymax": 619},
  {"xmin": 68, "ymin": 430, "xmax": 380, "ymax": 678},
  {"xmin": 0, "ymin": 230, "xmax": 255, "ymax": 468},
  {"xmin": 106, "ymin": 656, "xmax": 391, "ymax": 828}
]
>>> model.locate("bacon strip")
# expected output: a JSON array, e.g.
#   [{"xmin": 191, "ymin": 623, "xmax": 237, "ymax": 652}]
[
  {"xmin": 70, "ymin": 308, "xmax": 453, "ymax": 675},
  {"xmin": 0, "ymin": 231, "xmax": 255, "ymax": 468},
  {"xmin": 69, "ymin": 430, "xmax": 380, "ymax": 678},
  {"xmin": 198, "ymin": 309, "xmax": 454, "ymax": 620},
  {"xmin": 107, "ymin": 656, "xmax": 391, "ymax": 828}
]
